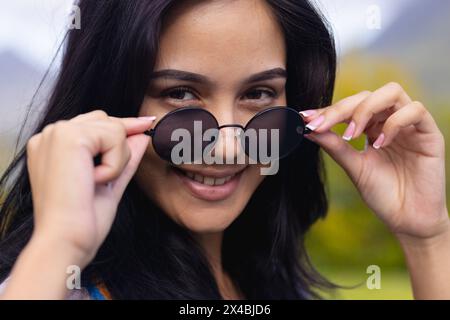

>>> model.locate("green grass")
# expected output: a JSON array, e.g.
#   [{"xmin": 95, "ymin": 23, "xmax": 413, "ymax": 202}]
[{"xmin": 317, "ymin": 269, "xmax": 413, "ymax": 300}]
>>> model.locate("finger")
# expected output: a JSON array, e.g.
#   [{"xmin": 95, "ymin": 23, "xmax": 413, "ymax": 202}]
[
  {"xmin": 83, "ymin": 123, "xmax": 131, "ymax": 184},
  {"xmin": 300, "ymin": 90, "xmax": 372, "ymax": 119},
  {"xmin": 305, "ymin": 130, "xmax": 363, "ymax": 182},
  {"xmin": 73, "ymin": 112, "xmax": 156, "ymax": 136},
  {"xmin": 26, "ymin": 134, "xmax": 43, "ymax": 192},
  {"xmin": 68, "ymin": 121, "xmax": 129, "ymax": 183},
  {"xmin": 60, "ymin": 116, "xmax": 152, "ymax": 183},
  {"xmin": 32, "ymin": 123, "xmax": 65, "ymax": 193},
  {"xmin": 109, "ymin": 116, "xmax": 156, "ymax": 136},
  {"xmin": 351, "ymin": 82, "xmax": 412, "ymax": 139},
  {"xmin": 374, "ymin": 101, "xmax": 438, "ymax": 148},
  {"xmin": 110, "ymin": 134, "xmax": 150, "ymax": 198},
  {"xmin": 302, "ymin": 91, "xmax": 372, "ymax": 132},
  {"xmin": 94, "ymin": 139, "xmax": 131, "ymax": 184}
]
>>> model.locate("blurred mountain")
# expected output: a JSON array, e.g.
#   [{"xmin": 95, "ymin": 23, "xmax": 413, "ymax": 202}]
[
  {"xmin": 367, "ymin": 0, "xmax": 450, "ymax": 100},
  {"xmin": 0, "ymin": 50, "xmax": 43, "ymax": 132},
  {"xmin": 0, "ymin": 50, "xmax": 44, "ymax": 169}
]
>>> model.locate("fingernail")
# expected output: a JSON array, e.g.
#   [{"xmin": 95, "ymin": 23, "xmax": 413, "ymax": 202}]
[
  {"xmin": 342, "ymin": 121, "xmax": 356, "ymax": 141},
  {"xmin": 138, "ymin": 116, "xmax": 157, "ymax": 121},
  {"xmin": 299, "ymin": 110, "xmax": 318, "ymax": 117},
  {"xmin": 306, "ymin": 115, "xmax": 325, "ymax": 131},
  {"xmin": 373, "ymin": 133, "xmax": 385, "ymax": 149}
]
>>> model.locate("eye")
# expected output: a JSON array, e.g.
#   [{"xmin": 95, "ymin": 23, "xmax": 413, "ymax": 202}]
[
  {"xmin": 242, "ymin": 88, "xmax": 276, "ymax": 101},
  {"xmin": 162, "ymin": 87, "xmax": 198, "ymax": 101}
]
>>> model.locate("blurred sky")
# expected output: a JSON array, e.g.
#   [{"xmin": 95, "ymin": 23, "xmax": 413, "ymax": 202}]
[{"xmin": 0, "ymin": 0, "xmax": 411, "ymax": 69}]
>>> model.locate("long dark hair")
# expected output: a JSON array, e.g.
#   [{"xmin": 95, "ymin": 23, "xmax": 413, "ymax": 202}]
[{"xmin": 0, "ymin": 0, "xmax": 336, "ymax": 299}]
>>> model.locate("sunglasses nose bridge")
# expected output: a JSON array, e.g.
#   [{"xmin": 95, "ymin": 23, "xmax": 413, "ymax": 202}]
[{"xmin": 217, "ymin": 124, "xmax": 245, "ymax": 130}]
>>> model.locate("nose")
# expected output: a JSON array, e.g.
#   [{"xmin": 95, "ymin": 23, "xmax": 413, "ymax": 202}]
[
  {"xmin": 208, "ymin": 114, "xmax": 246, "ymax": 165},
  {"xmin": 210, "ymin": 127, "xmax": 245, "ymax": 164}
]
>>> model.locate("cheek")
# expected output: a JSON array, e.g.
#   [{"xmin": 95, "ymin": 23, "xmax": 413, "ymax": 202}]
[
  {"xmin": 134, "ymin": 144, "xmax": 171, "ymax": 201},
  {"xmin": 278, "ymin": 90, "xmax": 287, "ymax": 106}
]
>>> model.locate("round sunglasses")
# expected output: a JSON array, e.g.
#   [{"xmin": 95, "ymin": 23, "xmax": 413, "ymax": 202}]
[{"xmin": 144, "ymin": 106, "xmax": 311, "ymax": 163}]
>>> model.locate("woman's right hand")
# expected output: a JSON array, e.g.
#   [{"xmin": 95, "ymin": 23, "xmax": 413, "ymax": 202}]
[{"xmin": 26, "ymin": 110, "xmax": 155, "ymax": 267}]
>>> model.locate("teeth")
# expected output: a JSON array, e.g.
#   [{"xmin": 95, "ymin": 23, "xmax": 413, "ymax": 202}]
[
  {"xmin": 194, "ymin": 174, "xmax": 203, "ymax": 183},
  {"xmin": 215, "ymin": 178, "xmax": 226, "ymax": 185},
  {"xmin": 183, "ymin": 171, "xmax": 235, "ymax": 186},
  {"xmin": 204, "ymin": 177, "xmax": 215, "ymax": 186}
]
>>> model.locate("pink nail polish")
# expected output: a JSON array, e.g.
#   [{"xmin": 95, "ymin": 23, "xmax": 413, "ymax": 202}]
[
  {"xmin": 306, "ymin": 115, "xmax": 325, "ymax": 131},
  {"xmin": 139, "ymin": 116, "xmax": 157, "ymax": 121},
  {"xmin": 342, "ymin": 121, "xmax": 356, "ymax": 141},
  {"xmin": 299, "ymin": 110, "xmax": 318, "ymax": 117},
  {"xmin": 373, "ymin": 133, "xmax": 385, "ymax": 149}
]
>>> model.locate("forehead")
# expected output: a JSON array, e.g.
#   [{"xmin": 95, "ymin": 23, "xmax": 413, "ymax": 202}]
[{"xmin": 155, "ymin": 0, "xmax": 286, "ymax": 76}]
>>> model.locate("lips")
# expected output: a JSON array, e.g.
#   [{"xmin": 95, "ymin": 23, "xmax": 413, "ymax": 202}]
[{"xmin": 173, "ymin": 166, "xmax": 245, "ymax": 201}]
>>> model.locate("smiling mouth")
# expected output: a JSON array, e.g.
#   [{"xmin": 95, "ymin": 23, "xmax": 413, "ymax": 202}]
[{"xmin": 172, "ymin": 166, "xmax": 246, "ymax": 201}]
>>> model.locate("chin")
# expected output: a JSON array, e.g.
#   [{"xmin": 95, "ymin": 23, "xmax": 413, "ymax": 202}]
[{"xmin": 172, "ymin": 204, "xmax": 243, "ymax": 234}]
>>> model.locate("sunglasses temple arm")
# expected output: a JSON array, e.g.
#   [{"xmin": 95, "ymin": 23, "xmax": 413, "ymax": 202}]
[
  {"xmin": 144, "ymin": 129, "xmax": 155, "ymax": 137},
  {"xmin": 303, "ymin": 127, "xmax": 313, "ymax": 135}
]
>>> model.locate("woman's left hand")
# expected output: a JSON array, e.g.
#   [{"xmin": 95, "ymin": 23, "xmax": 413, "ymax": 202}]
[{"xmin": 301, "ymin": 82, "xmax": 449, "ymax": 243}]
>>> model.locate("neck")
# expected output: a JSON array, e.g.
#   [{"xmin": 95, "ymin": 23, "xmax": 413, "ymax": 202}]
[
  {"xmin": 194, "ymin": 232, "xmax": 223, "ymax": 275},
  {"xmin": 193, "ymin": 232, "xmax": 242, "ymax": 299}
]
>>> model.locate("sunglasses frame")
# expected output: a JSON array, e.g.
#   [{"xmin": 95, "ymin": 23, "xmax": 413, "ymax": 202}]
[{"xmin": 144, "ymin": 106, "xmax": 312, "ymax": 161}]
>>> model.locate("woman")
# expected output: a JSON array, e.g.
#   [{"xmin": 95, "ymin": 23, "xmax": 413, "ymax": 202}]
[{"xmin": 0, "ymin": 0, "xmax": 449, "ymax": 300}]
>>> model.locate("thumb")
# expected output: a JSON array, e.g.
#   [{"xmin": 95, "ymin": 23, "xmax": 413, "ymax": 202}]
[
  {"xmin": 305, "ymin": 130, "xmax": 363, "ymax": 182},
  {"xmin": 110, "ymin": 133, "xmax": 150, "ymax": 198}
]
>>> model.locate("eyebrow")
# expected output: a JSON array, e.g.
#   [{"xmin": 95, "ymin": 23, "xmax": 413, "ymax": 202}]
[{"xmin": 149, "ymin": 68, "xmax": 287, "ymax": 86}]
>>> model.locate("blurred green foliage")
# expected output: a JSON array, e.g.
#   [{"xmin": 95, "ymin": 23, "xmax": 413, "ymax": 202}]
[{"xmin": 306, "ymin": 50, "xmax": 450, "ymax": 299}]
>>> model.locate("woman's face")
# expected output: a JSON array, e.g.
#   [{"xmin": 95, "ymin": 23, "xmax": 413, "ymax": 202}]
[{"xmin": 136, "ymin": 0, "xmax": 286, "ymax": 233}]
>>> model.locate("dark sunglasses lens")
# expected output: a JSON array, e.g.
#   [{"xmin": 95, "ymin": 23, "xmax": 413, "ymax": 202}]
[
  {"xmin": 152, "ymin": 108, "xmax": 218, "ymax": 163},
  {"xmin": 243, "ymin": 108, "xmax": 305, "ymax": 161}
]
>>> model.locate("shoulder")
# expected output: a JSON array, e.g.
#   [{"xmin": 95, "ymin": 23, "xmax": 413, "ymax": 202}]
[{"xmin": 66, "ymin": 287, "xmax": 92, "ymax": 300}]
